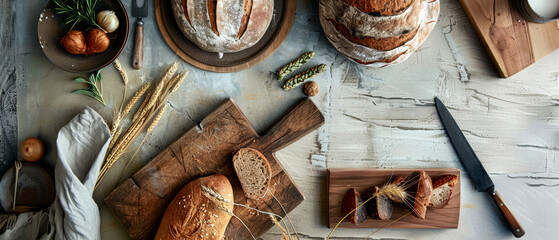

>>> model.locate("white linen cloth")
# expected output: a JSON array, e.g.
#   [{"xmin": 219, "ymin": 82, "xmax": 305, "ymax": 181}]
[{"xmin": 0, "ymin": 107, "xmax": 111, "ymax": 240}]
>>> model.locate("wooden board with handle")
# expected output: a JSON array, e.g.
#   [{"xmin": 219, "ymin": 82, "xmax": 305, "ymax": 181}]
[
  {"xmin": 327, "ymin": 168, "xmax": 461, "ymax": 229},
  {"xmin": 106, "ymin": 98, "xmax": 324, "ymax": 239},
  {"xmin": 460, "ymin": 0, "xmax": 559, "ymax": 78}
]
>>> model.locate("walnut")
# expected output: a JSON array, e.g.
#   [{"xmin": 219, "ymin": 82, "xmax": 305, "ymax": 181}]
[{"xmin": 303, "ymin": 81, "xmax": 319, "ymax": 96}]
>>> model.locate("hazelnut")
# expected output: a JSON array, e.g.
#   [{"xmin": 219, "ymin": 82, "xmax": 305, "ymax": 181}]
[{"xmin": 303, "ymin": 81, "xmax": 319, "ymax": 96}]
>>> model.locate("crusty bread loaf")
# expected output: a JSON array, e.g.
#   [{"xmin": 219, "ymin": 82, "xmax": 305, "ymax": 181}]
[
  {"xmin": 155, "ymin": 175, "xmax": 234, "ymax": 240},
  {"xmin": 319, "ymin": 0, "xmax": 440, "ymax": 67},
  {"xmin": 172, "ymin": 0, "xmax": 274, "ymax": 53},
  {"xmin": 429, "ymin": 175, "xmax": 458, "ymax": 209},
  {"xmin": 413, "ymin": 171, "xmax": 433, "ymax": 219},
  {"xmin": 341, "ymin": 188, "xmax": 367, "ymax": 224},
  {"xmin": 363, "ymin": 186, "xmax": 393, "ymax": 220},
  {"xmin": 232, "ymin": 148, "xmax": 272, "ymax": 200}
]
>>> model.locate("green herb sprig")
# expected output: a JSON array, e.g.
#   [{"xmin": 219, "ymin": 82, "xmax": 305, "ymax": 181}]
[
  {"xmin": 276, "ymin": 51, "xmax": 315, "ymax": 80},
  {"xmin": 53, "ymin": 0, "xmax": 105, "ymax": 31},
  {"xmin": 73, "ymin": 68, "xmax": 106, "ymax": 105},
  {"xmin": 283, "ymin": 64, "xmax": 326, "ymax": 90}
]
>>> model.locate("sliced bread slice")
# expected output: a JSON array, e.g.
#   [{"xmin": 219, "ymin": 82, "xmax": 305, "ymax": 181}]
[
  {"xmin": 232, "ymin": 148, "xmax": 272, "ymax": 200},
  {"xmin": 363, "ymin": 186, "xmax": 393, "ymax": 220},
  {"xmin": 341, "ymin": 188, "xmax": 367, "ymax": 224},
  {"xmin": 413, "ymin": 171, "xmax": 433, "ymax": 219},
  {"xmin": 429, "ymin": 175, "xmax": 458, "ymax": 209}
]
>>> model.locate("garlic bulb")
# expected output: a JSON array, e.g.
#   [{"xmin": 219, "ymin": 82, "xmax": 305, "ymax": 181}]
[{"xmin": 96, "ymin": 10, "xmax": 119, "ymax": 33}]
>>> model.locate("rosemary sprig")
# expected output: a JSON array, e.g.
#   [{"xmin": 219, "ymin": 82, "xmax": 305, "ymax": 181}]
[
  {"xmin": 52, "ymin": 0, "xmax": 105, "ymax": 31},
  {"xmin": 73, "ymin": 68, "xmax": 106, "ymax": 105}
]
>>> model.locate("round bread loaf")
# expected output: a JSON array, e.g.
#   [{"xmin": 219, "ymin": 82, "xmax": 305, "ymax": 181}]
[
  {"xmin": 319, "ymin": 0, "xmax": 440, "ymax": 67},
  {"xmin": 171, "ymin": 0, "xmax": 274, "ymax": 54}
]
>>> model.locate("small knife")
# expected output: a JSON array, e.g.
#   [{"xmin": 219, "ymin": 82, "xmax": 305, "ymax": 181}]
[
  {"xmin": 435, "ymin": 97, "xmax": 525, "ymax": 238},
  {"xmin": 132, "ymin": 0, "xmax": 148, "ymax": 69}
]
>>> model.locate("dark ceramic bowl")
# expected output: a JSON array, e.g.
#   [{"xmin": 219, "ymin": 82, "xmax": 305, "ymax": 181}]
[
  {"xmin": 37, "ymin": 0, "xmax": 129, "ymax": 73},
  {"xmin": 0, "ymin": 163, "xmax": 55, "ymax": 213}
]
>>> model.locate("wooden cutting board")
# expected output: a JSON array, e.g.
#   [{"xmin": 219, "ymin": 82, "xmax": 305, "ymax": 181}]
[
  {"xmin": 106, "ymin": 98, "xmax": 324, "ymax": 239},
  {"xmin": 460, "ymin": 0, "xmax": 559, "ymax": 77},
  {"xmin": 327, "ymin": 168, "xmax": 461, "ymax": 229}
]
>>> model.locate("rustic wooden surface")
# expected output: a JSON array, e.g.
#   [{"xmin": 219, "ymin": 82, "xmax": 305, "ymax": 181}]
[
  {"xmin": 106, "ymin": 98, "xmax": 324, "ymax": 239},
  {"xmin": 2, "ymin": 0, "xmax": 559, "ymax": 239},
  {"xmin": 327, "ymin": 168, "xmax": 461, "ymax": 229},
  {"xmin": 460, "ymin": 0, "xmax": 559, "ymax": 78}
]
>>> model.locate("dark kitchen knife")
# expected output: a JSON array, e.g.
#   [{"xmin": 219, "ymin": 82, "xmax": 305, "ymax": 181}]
[
  {"xmin": 132, "ymin": 0, "xmax": 148, "ymax": 69},
  {"xmin": 435, "ymin": 97, "xmax": 525, "ymax": 238}
]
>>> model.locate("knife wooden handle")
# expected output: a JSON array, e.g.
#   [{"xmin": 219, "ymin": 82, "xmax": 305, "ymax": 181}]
[
  {"xmin": 491, "ymin": 190, "xmax": 525, "ymax": 238},
  {"xmin": 132, "ymin": 20, "xmax": 144, "ymax": 69}
]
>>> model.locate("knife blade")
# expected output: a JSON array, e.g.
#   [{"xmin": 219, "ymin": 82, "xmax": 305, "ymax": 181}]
[
  {"xmin": 435, "ymin": 97, "xmax": 525, "ymax": 238},
  {"xmin": 132, "ymin": 0, "xmax": 149, "ymax": 69}
]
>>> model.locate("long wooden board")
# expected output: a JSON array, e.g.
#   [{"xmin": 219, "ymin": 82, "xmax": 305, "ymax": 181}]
[
  {"xmin": 327, "ymin": 168, "xmax": 461, "ymax": 229},
  {"xmin": 106, "ymin": 98, "xmax": 324, "ymax": 239},
  {"xmin": 460, "ymin": 0, "xmax": 559, "ymax": 77}
]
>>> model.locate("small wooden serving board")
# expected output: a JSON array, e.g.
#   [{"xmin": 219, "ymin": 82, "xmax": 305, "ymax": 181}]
[
  {"xmin": 106, "ymin": 98, "xmax": 324, "ymax": 239},
  {"xmin": 460, "ymin": 0, "xmax": 559, "ymax": 78},
  {"xmin": 327, "ymin": 168, "xmax": 461, "ymax": 229}
]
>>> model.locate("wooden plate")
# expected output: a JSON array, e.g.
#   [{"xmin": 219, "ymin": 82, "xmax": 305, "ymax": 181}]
[
  {"xmin": 0, "ymin": 163, "xmax": 55, "ymax": 213},
  {"xmin": 155, "ymin": 0, "xmax": 296, "ymax": 73},
  {"xmin": 327, "ymin": 168, "xmax": 461, "ymax": 229},
  {"xmin": 37, "ymin": 0, "xmax": 129, "ymax": 73}
]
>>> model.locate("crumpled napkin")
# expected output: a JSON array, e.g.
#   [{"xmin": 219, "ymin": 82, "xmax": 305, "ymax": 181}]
[{"xmin": 0, "ymin": 107, "xmax": 111, "ymax": 240}]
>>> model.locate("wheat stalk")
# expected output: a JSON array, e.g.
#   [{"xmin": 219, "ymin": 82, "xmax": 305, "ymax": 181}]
[
  {"xmin": 123, "ymin": 82, "xmax": 150, "ymax": 115},
  {"xmin": 95, "ymin": 62, "xmax": 187, "ymax": 189},
  {"xmin": 114, "ymin": 60, "xmax": 128, "ymax": 85}
]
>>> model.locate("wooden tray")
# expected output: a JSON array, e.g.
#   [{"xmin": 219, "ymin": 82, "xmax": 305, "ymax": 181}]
[
  {"xmin": 106, "ymin": 98, "xmax": 324, "ymax": 239},
  {"xmin": 460, "ymin": 0, "xmax": 559, "ymax": 78},
  {"xmin": 154, "ymin": 0, "xmax": 296, "ymax": 73},
  {"xmin": 327, "ymin": 168, "xmax": 461, "ymax": 229}
]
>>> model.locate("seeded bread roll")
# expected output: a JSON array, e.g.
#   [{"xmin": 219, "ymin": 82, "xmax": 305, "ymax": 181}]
[
  {"xmin": 319, "ymin": 0, "xmax": 440, "ymax": 67},
  {"xmin": 155, "ymin": 174, "xmax": 234, "ymax": 240},
  {"xmin": 232, "ymin": 148, "xmax": 272, "ymax": 200},
  {"xmin": 171, "ymin": 0, "xmax": 274, "ymax": 53}
]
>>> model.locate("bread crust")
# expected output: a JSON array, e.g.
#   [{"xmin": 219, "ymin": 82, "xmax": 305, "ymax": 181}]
[
  {"xmin": 363, "ymin": 186, "xmax": 393, "ymax": 220},
  {"xmin": 172, "ymin": 0, "xmax": 273, "ymax": 53},
  {"xmin": 330, "ymin": 19, "xmax": 419, "ymax": 51},
  {"xmin": 233, "ymin": 148, "xmax": 272, "ymax": 200},
  {"xmin": 155, "ymin": 175, "xmax": 234, "ymax": 240},
  {"xmin": 413, "ymin": 171, "xmax": 433, "ymax": 219},
  {"xmin": 342, "ymin": 0, "xmax": 415, "ymax": 15},
  {"xmin": 319, "ymin": 0, "xmax": 440, "ymax": 67},
  {"xmin": 432, "ymin": 175, "xmax": 458, "ymax": 189},
  {"xmin": 429, "ymin": 175, "xmax": 458, "ymax": 209},
  {"xmin": 341, "ymin": 188, "xmax": 367, "ymax": 224}
]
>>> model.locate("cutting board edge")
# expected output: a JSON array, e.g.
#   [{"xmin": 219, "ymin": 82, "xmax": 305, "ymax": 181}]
[{"xmin": 459, "ymin": 0, "xmax": 509, "ymax": 78}]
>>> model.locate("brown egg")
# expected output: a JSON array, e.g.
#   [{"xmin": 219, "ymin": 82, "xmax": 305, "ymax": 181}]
[{"xmin": 19, "ymin": 137, "xmax": 45, "ymax": 162}]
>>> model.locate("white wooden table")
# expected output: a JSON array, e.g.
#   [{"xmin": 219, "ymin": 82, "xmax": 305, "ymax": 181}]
[{"xmin": 2, "ymin": 0, "xmax": 559, "ymax": 239}]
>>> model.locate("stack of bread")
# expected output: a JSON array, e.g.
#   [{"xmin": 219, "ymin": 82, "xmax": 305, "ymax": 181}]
[
  {"xmin": 171, "ymin": 0, "xmax": 274, "ymax": 54},
  {"xmin": 319, "ymin": 0, "xmax": 440, "ymax": 68}
]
